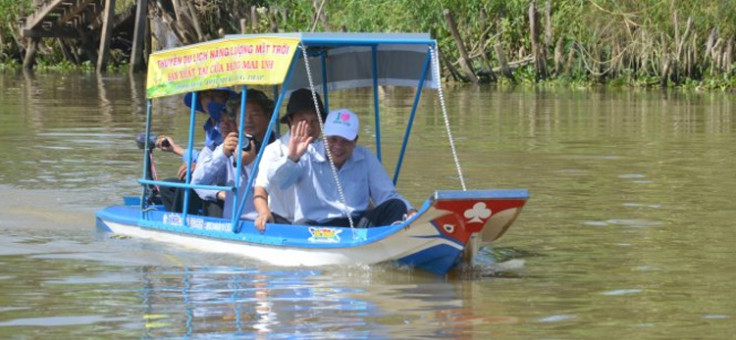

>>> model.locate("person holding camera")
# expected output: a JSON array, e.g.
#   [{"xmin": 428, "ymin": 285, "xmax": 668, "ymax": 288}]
[
  {"xmin": 155, "ymin": 88, "xmax": 238, "ymax": 177},
  {"xmin": 192, "ymin": 89, "xmax": 276, "ymax": 220},
  {"xmin": 153, "ymin": 88, "xmax": 238, "ymax": 215}
]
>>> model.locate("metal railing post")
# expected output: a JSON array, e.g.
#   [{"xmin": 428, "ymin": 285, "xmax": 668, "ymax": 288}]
[{"xmin": 393, "ymin": 47, "xmax": 432, "ymax": 184}]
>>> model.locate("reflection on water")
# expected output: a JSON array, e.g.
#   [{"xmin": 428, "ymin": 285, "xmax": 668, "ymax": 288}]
[
  {"xmin": 0, "ymin": 73, "xmax": 735, "ymax": 337},
  {"xmin": 0, "ymin": 232, "xmax": 521, "ymax": 338}
]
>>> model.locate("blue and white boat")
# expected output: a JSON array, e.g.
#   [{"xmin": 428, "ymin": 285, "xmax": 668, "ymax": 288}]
[{"xmin": 95, "ymin": 33, "xmax": 529, "ymax": 275}]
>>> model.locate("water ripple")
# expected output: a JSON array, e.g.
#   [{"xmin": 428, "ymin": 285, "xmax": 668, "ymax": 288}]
[
  {"xmin": 602, "ymin": 289, "xmax": 642, "ymax": 296},
  {"xmin": 538, "ymin": 314, "xmax": 577, "ymax": 323},
  {"xmin": 0, "ymin": 315, "xmax": 128, "ymax": 327},
  {"xmin": 702, "ymin": 314, "xmax": 729, "ymax": 319},
  {"xmin": 606, "ymin": 219, "xmax": 663, "ymax": 227}
]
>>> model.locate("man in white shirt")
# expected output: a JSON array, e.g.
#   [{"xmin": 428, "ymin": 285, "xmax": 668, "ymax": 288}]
[
  {"xmin": 254, "ymin": 88, "xmax": 326, "ymax": 230},
  {"xmin": 271, "ymin": 109, "xmax": 415, "ymax": 227}
]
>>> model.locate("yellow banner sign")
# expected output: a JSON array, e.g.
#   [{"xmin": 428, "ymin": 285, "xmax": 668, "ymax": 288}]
[{"xmin": 146, "ymin": 36, "xmax": 300, "ymax": 98}]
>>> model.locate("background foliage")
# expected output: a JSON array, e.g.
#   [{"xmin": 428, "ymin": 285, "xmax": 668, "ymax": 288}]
[{"xmin": 3, "ymin": 0, "xmax": 736, "ymax": 88}]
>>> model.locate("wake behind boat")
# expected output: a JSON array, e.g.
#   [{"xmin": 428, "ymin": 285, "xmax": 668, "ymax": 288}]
[{"xmin": 95, "ymin": 32, "xmax": 529, "ymax": 275}]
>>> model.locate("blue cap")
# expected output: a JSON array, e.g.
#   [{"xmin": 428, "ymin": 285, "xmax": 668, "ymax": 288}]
[{"xmin": 183, "ymin": 88, "xmax": 238, "ymax": 113}]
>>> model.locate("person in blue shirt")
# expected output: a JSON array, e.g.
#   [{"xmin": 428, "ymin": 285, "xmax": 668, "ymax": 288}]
[
  {"xmin": 155, "ymin": 88, "xmax": 237, "ymax": 167},
  {"xmin": 192, "ymin": 89, "xmax": 276, "ymax": 220},
  {"xmin": 271, "ymin": 108, "xmax": 416, "ymax": 227},
  {"xmin": 154, "ymin": 88, "xmax": 237, "ymax": 215}
]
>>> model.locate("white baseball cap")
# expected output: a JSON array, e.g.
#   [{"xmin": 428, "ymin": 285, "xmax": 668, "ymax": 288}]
[{"xmin": 324, "ymin": 109, "xmax": 360, "ymax": 141}]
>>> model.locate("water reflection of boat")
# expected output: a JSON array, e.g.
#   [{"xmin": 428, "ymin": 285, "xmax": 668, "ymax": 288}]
[
  {"xmin": 140, "ymin": 266, "xmax": 384, "ymax": 337},
  {"xmin": 138, "ymin": 265, "xmax": 525, "ymax": 338},
  {"xmin": 95, "ymin": 33, "xmax": 529, "ymax": 275}
]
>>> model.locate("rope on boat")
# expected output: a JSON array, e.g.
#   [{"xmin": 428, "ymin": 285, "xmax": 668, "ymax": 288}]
[
  {"xmin": 299, "ymin": 44, "xmax": 356, "ymax": 231},
  {"xmin": 431, "ymin": 45, "xmax": 467, "ymax": 191}
]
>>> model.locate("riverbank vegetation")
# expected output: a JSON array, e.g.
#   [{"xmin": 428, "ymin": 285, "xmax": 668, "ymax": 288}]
[{"xmin": 3, "ymin": 0, "xmax": 736, "ymax": 90}]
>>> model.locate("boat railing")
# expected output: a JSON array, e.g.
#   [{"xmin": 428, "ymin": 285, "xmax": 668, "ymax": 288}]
[{"xmin": 137, "ymin": 179, "xmax": 234, "ymax": 193}]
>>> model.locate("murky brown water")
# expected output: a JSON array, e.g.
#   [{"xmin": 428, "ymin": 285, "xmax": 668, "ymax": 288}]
[{"xmin": 0, "ymin": 71, "xmax": 734, "ymax": 338}]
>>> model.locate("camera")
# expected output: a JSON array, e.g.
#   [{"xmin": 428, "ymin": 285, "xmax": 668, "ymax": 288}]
[
  {"xmin": 233, "ymin": 134, "xmax": 262, "ymax": 167},
  {"xmin": 136, "ymin": 133, "xmax": 157, "ymax": 150},
  {"xmin": 241, "ymin": 134, "xmax": 261, "ymax": 152}
]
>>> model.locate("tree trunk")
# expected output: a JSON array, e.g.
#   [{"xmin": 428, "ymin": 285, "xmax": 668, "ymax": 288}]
[
  {"xmin": 494, "ymin": 43, "xmax": 514, "ymax": 81},
  {"xmin": 554, "ymin": 37, "xmax": 563, "ymax": 76},
  {"xmin": 23, "ymin": 38, "xmax": 39, "ymax": 69},
  {"xmin": 130, "ymin": 0, "xmax": 149, "ymax": 72},
  {"xmin": 726, "ymin": 38, "xmax": 733, "ymax": 74},
  {"xmin": 544, "ymin": 0, "xmax": 552, "ymax": 48},
  {"xmin": 443, "ymin": 9, "xmax": 478, "ymax": 83},
  {"xmin": 250, "ymin": 6, "xmax": 258, "ymax": 31},
  {"xmin": 529, "ymin": 1, "xmax": 548, "ymax": 80},
  {"xmin": 96, "ymin": 0, "xmax": 116, "ymax": 73}
]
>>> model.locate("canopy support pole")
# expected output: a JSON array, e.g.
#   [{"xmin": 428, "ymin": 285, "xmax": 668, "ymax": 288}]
[
  {"xmin": 321, "ymin": 51, "xmax": 329, "ymax": 112},
  {"xmin": 272, "ymin": 85, "xmax": 281, "ymax": 136},
  {"xmin": 181, "ymin": 92, "xmax": 199, "ymax": 226},
  {"xmin": 231, "ymin": 87, "xmax": 249, "ymax": 224},
  {"xmin": 139, "ymin": 99, "xmax": 153, "ymax": 218},
  {"xmin": 393, "ymin": 48, "xmax": 432, "ymax": 184},
  {"xmin": 371, "ymin": 46, "xmax": 382, "ymax": 162}
]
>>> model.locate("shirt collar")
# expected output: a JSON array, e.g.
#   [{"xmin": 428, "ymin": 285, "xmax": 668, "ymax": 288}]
[
  {"xmin": 312, "ymin": 140, "xmax": 327, "ymax": 162},
  {"xmin": 203, "ymin": 119, "xmax": 223, "ymax": 149}
]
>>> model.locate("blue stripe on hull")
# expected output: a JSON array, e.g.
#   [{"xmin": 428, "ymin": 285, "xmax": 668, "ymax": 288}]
[
  {"xmin": 95, "ymin": 205, "xmax": 417, "ymax": 248},
  {"xmin": 397, "ymin": 244, "xmax": 462, "ymax": 275},
  {"xmin": 434, "ymin": 189, "xmax": 529, "ymax": 200}
]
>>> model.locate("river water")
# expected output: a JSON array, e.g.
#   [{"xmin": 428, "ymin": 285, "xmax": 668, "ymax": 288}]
[{"xmin": 0, "ymin": 71, "xmax": 734, "ymax": 338}]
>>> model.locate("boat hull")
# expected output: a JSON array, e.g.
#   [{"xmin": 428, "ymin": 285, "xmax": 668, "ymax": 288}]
[{"xmin": 96, "ymin": 189, "xmax": 528, "ymax": 275}]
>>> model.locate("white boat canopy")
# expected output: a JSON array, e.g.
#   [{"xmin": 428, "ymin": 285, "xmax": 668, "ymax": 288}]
[{"xmin": 271, "ymin": 32, "xmax": 439, "ymax": 92}]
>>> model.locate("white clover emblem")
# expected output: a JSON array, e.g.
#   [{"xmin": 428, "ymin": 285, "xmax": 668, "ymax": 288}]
[{"xmin": 464, "ymin": 202, "xmax": 492, "ymax": 223}]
